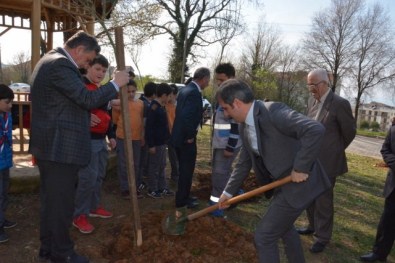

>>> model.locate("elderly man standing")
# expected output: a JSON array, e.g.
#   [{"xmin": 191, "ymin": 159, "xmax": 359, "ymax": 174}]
[
  {"xmin": 296, "ymin": 68, "xmax": 356, "ymax": 253},
  {"xmin": 217, "ymin": 79, "xmax": 331, "ymax": 263},
  {"xmin": 29, "ymin": 31, "xmax": 129, "ymax": 263},
  {"xmin": 169, "ymin": 67, "xmax": 210, "ymax": 212}
]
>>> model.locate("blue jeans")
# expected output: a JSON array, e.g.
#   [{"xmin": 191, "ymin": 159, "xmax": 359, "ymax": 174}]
[
  {"xmin": 0, "ymin": 168, "xmax": 10, "ymax": 226},
  {"xmin": 74, "ymin": 139, "xmax": 108, "ymax": 217}
]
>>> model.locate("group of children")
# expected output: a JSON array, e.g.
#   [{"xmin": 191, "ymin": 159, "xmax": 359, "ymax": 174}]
[
  {"xmin": 0, "ymin": 57, "xmax": 237, "ymax": 241},
  {"xmin": 71, "ymin": 55, "xmax": 181, "ymax": 234}
]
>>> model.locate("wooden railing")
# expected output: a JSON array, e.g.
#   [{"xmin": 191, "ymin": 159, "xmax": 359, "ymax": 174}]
[{"xmin": 12, "ymin": 92, "xmax": 31, "ymax": 154}]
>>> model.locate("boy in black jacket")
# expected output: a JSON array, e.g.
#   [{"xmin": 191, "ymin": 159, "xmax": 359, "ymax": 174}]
[{"xmin": 146, "ymin": 83, "xmax": 174, "ymax": 198}]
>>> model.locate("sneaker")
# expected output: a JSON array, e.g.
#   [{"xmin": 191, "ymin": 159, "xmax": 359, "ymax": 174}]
[
  {"xmin": 138, "ymin": 182, "xmax": 146, "ymax": 191},
  {"xmin": 208, "ymin": 200, "xmax": 224, "ymax": 217},
  {"xmin": 3, "ymin": 219, "xmax": 17, "ymax": 229},
  {"xmin": 89, "ymin": 207, "xmax": 113, "ymax": 218},
  {"xmin": 0, "ymin": 228, "xmax": 9, "ymax": 243},
  {"xmin": 73, "ymin": 215, "xmax": 94, "ymax": 234},
  {"xmin": 121, "ymin": 190, "xmax": 130, "ymax": 200},
  {"xmin": 147, "ymin": 190, "xmax": 162, "ymax": 199},
  {"xmin": 160, "ymin": 188, "xmax": 175, "ymax": 196},
  {"xmin": 210, "ymin": 209, "xmax": 224, "ymax": 217}
]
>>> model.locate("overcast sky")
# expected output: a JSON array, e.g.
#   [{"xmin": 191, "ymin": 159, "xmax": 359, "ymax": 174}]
[{"xmin": 1, "ymin": 0, "xmax": 394, "ymax": 100}]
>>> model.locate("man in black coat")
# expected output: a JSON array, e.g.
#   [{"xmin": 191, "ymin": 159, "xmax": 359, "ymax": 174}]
[
  {"xmin": 360, "ymin": 119, "xmax": 395, "ymax": 262},
  {"xmin": 169, "ymin": 67, "xmax": 210, "ymax": 210},
  {"xmin": 29, "ymin": 31, "xmax": 129, "ymax": 263}
]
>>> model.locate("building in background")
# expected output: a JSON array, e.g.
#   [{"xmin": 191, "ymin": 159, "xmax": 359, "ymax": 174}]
[{"xmin": 357, "ymin": 101, "xmax": 395, "ymax": 131}]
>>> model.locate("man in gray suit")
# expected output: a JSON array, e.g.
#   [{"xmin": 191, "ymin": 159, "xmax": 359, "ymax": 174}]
[
  {"xmin": 297, "ymin": 68, "xmax": 356, "ymax": 253},
  {"xmin": 29, "ymin": 31, "xmax": 129, "ymax": 263},
  {"xmin": 360, "ymin": 122, "xmax": 395, "ymax": 262},
  {"xmin": 217, "ymin": 79, "xmax": 331, "ymax": 263}
]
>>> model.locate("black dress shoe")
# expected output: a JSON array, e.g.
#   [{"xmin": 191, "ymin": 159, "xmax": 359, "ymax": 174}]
[
  {"xmin": 38, "ymin": 249, "xmax": 51, "ymax": 262},
  {"xmin": 188, "ymin": 196, "xmax": 198, "ymax": 202},
  {"xmin": 296, "ymin": 227, "xmax": 314, "ymax": 235},
  {"xmin": 309, "ymin": 241, "xmax": 326, "ymax": 253},
  {"xmin": 360, "ymin": 252, "xmax": 386, "ymax": 262}
]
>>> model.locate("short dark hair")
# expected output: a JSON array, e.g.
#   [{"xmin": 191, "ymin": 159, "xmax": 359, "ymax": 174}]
[
  {"xmin": 193, "ymin": 67, "xmax": 211, "ymax": 80},
  {"xmin": 169, "ymin": 84, "xmax": 179, "ymax": 95},
  {"xmin": 89, "ymin": 54, "xmax": 109, "ymax": 68},
  {"xmin": 64, "ymin": 30, "xmax": 100, "ymax": 54},
  {"xmin": 156, "ymin": 83, "xmax": 172, "ymax": 97},
  {"xmin": 0, "ymin": 84, "xmax": 14, "ymax": 100},
  {"xmin": 216, "ymin": 79, "xmax": 254, "ymax": 105},
  {"xmin": 215, "ymin": 63, "xmax": 235, "ymax": 78},
  {"xmin": 143, "ymin": 82, "xmax": 157, "ymax": 97},
  {"xmin": 127, "ymin": 79, "xmax": 137, "ymax": 87}
]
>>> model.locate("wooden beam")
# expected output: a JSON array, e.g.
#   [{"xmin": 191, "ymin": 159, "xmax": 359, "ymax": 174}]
[{"xmin": 114, "ymin": 27, "xmax": 143, "ymax": 248}]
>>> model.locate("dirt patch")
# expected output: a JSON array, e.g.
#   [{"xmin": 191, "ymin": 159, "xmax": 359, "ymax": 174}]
[{"xmin": 0, "ymin": 170, "xmax": 260, "ymax": 263}]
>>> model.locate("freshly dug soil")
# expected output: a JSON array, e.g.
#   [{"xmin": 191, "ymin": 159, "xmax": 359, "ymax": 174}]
[{"xmin": 1, "ymin": 170, "xmax": 261, "ymax": 263}]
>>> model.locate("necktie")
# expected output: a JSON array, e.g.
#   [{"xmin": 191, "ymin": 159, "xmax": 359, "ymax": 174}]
[{"xmin": 308, "ymin": 100, "xmax": 320, "ymax": 120}]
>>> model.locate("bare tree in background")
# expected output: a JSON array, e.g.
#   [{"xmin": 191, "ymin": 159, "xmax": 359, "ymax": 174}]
[
  {"xmin": 351, "ymin": 3, "xmax": 395, "ymax": 121},
  {"xmin": 214, "ymin": 3, "xmax": 244, "ymax": 64},
  {"xmin": 302, "ymin": 0, "xmax": 362, "ymax": 93},
  {"xmin": 238, "ymin": 20, "xmax": 282, "ymax": 100},
  {"xmin": 11, "ymin": 51, "xmax": 31, "ymax": 83},
  {"xmin": 111, "ymin": 0, "xmax": 247, "ymax": 82},
  {"xmin": 276, "ymin": 45, "xmax": 307, "ymax": 111}
]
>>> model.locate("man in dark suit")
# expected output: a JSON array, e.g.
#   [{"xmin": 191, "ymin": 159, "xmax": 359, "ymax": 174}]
[
  {"xmin": 29, "ymin": 31, "xmax": 129, "ymax": 263},
  {"xmin": 169, "ymin": 67, "xmax": 210, "ymax": 211},
  {"xmin": 360, "ymin": 120, "xmax": 395, "ymax": 262},
  {"xmin": 217, "ymin": 79, "xmax": 331, "ymax": 263},
  {"xmin": 297, "ymin": 68, "xmax": 356, "ymax": 253}
]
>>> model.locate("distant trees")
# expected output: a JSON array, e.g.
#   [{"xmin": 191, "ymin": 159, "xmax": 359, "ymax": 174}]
[
  {"xmin": 302, "ymin": 0, "xmax": 362, "ymax": 94},
  {"xmin": 237, "ymin": 21, "xmax": 308, "ymax": 111},
  {"xmin": 302, "ymin": 0, "xmax": 395, "ymax": 120},
  {"xmin": 351, "ymin": 3, "xmax": 395, "ymax": 121},
  {"xmin": 111, "ymin": 0, "xmax": 246, "ymax": 82}
]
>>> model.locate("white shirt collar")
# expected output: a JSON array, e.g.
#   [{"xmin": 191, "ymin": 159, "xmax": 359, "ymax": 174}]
[
  {"xmin": 60, "ymin": 47, "xmax": 79, "ymax": 69},
  {"xmin": 192, "ymin": 81, "xmax": 202, "ymax": 93},
  {"xmin": 245, "ymin": 101, "xmax": 255, "ymax": 126},
  {"xmin": 318, "ymin": 88, "xmax": 330, "ymax": 103}
]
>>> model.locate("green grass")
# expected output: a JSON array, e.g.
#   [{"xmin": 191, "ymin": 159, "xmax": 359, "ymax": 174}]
[
  {"xmin": 196, "ymin": 125, "xmax": 393, "ymax": 262},
  {"xmin": 357, "ymin": 129, "xmax": 387, "ymax": 138}
]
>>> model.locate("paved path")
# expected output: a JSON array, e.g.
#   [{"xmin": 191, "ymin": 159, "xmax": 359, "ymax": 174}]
[{"xmin": 346, "ymin": 135, "xmax": 384, "ymax": 159}]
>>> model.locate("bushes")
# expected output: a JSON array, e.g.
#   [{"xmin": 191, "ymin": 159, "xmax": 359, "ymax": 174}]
[{"xmin": 360, "ymin": 120, "xmax": 370, "ymax": 129}]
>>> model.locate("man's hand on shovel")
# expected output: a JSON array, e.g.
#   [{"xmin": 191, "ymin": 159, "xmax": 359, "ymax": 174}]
[{"xmin": 218, "ymin": 194, "xmax": 231, "ymax": 210}]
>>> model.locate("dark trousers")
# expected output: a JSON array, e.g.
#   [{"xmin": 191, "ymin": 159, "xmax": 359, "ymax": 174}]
[
  {"xmin": 373, "ymin": 189, "xmax": 395, "ymax": 259},
  {"xmin": 175, "ymin": 140, "xmax": 197, "ymax": 208},
  {"xmin": 37, "ymin": 159, "xmax": 80, "ymax": 260}
]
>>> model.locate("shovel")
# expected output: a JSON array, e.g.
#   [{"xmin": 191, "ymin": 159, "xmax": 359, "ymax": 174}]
[{"xmin": 162, "ymin": 175, "xmax": 292, "ymax": 235}]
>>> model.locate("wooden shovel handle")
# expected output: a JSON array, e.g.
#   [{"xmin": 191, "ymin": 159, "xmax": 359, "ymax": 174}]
[{"xmin": 187, "ymin": 175, "xmax": 292, "ymax": 221}]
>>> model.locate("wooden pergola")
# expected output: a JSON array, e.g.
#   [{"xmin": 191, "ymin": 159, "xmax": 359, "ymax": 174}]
[{"xmin": 0, "ymin": 0, "xmax": 116, "ymax": 70}]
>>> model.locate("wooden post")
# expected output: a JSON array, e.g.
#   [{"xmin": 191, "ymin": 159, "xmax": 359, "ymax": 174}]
[{"xmin": 114, "ymin": 27, "xmax": 143, "ymax": 247}]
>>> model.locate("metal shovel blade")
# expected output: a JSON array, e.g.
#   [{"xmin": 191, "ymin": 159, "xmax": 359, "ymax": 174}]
[{"xmin": 162, "ymin": 206, "xmax": 188, "ymax": 235}]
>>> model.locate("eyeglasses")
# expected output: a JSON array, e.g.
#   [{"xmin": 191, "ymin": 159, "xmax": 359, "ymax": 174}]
[{"xmin": 307, "ymin": 81, "xmax": 325, "ymax": 89}]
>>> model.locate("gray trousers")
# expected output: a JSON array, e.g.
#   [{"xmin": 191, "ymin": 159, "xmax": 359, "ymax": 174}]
[
  {"xmin": 74, "ymin": 139, "xmax": 108, "ymax": 217},
  {"xmin": 147, "ymin": 144, "xmax": 167, "ymax": 192},
  {"xmin": 306, "ymin": 175, "xmax": 337, "ymax": 244},
  {"xmin": 210, "ymin": 148, "xmax": 239, "ymax": 202},
  {"xmin": 255, "ymin": 190, "xmax": 306, "ymax": 263},
  {"xmin": 116, "ymin": 138, "xmax": 142, "ymax": 192}
]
